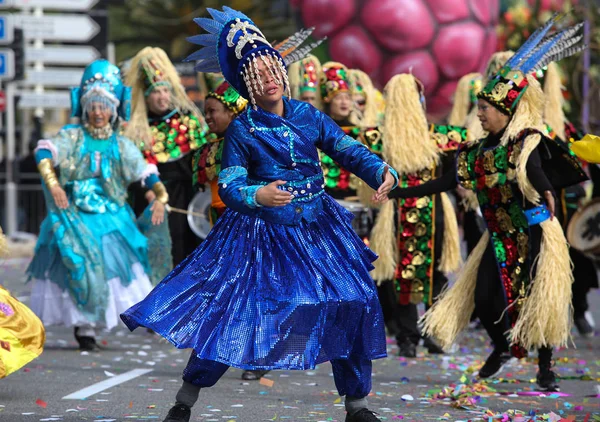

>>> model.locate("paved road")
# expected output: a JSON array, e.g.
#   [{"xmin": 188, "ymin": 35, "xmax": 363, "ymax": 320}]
[{"xmin": 2, "ymin": 258, "xmax": 599, "ymax": 421}]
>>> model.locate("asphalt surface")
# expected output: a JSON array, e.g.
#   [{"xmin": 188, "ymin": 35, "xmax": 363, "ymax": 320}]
[{"xmin": 1, "ymin": 257, "xmax": 599, "ymax": 421}]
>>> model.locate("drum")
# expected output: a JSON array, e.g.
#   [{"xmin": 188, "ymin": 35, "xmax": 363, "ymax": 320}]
[
  {"xmin": 336, "ymin": 199, "xmax": 373, "ymax": 238},
  {"xmin": 566, "ymin": 198, "xmax": 600, "ymax": 262},
  {"xmin": 187, "ymin": 191, "xmax": 213, "ymax": 240}
]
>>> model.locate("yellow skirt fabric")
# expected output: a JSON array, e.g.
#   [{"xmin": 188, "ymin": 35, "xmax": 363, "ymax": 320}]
[{"xmin": 0, "ymin": 286, "xmax": 45, "ymax": 378}]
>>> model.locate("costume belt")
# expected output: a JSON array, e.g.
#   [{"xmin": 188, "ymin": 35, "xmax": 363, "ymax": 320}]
[
  {"xmin": 524, "ymin": 204, "xmax": 551, "ymax": 226},
  {"xmin": 247, "ymin": 173, "xmax": 325, "ymax": 203}
]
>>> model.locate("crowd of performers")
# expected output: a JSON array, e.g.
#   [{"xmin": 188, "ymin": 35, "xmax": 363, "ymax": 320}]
[{"xmin": 1, "ymin": 7, "xmax": 599, "ymax": 422}]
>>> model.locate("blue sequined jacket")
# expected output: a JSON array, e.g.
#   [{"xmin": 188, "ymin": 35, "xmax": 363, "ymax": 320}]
[{"xmin": 218, "ymin": 98, "xmax": 397, "ymax": 225}]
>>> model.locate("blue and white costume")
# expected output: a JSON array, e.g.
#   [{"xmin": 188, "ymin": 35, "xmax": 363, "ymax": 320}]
[{"xmin": 27, "ymin": 60, "xmax": 166, "ymax": 331}]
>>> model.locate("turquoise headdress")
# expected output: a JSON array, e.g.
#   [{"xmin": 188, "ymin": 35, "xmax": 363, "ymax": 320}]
[
  {"xmin": 185, "ymin": 7, "xmax": 322, "ymax": 108},
  {"xmin": 71, "ymin": 59, "xmax": 132, "ymax": 122}
]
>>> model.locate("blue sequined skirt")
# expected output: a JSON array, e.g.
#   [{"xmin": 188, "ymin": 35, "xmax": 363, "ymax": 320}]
[{"xmin": 121, "ymin": 195, "xmax": 387, "ymax": 370}]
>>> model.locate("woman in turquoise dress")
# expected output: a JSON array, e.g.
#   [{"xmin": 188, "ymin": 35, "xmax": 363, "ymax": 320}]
[{"xmin": 27, "ymin": 60, "xmax": 170, "ymax": 351}]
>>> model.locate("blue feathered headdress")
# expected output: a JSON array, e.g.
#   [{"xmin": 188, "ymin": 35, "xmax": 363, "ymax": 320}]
[
  {"xmin": 185, "ymin": 7, "xmax": 322, "ymax": 104},
  {"xmin": 478, "ymin": 13, "xmax": 585, "ymax": 115}
]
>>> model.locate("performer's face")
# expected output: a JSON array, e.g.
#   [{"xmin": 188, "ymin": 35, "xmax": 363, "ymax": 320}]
[
  {"xmin": 477, "ymin": 99, "xmax": 510, "ymax": 135},
  {"xmin": 146, "ymin": 85, "xmax": 172, "ymax": 115},
  {"xmin": 329, "ymin": 92, "xmax": 352, "ymax": 121},
  {"xmin": 252, "ymin": 57, "xmax": 284, "ymax": 106},
  {"xmin": 204, "ymin": 98, "xmax": 234, "ymax": 136},
  {"xmin": 300, "ymin": 90, "xmax": 318, "ymax": 106},
  {"xmin": 87, "ymin": 102, "xmax": 112, "ymax": 128},
  {"xmin": 353, "ymin": 94, "xmax": 366, "ymax": 113}
]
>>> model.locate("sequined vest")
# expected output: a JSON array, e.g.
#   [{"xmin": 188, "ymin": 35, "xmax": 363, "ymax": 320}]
[
  {"xmin": 394, "ymin": 124, "xmax": 467, "ymax": 305},
  {"xmin": 456, "ymin": 130, "xmax": 544, "ymax": 356},
  {"xmin": 193, "ymin": 137, "xmax": 226, "ymax": 211},
  {"xmin": 142, "ymin": 110, "xmax": 211, "ymax": 165}
]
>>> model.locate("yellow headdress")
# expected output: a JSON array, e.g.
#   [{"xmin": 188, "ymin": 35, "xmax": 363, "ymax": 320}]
[
  {"xmin": 124, "ymin": 47, "xmax": 204, "ymax": 150},
  {"xmin": 348, "ymin": 69, "xmax": 380, "ymax": 127}
]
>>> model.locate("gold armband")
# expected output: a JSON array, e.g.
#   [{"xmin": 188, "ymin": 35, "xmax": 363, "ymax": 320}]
[
  {"xmin": 37, "ymin": 158, "xmax": 59, "ymax": 189},
  {"xmin": 151, "ymin": 181, "xmax": 169, "ymax": 204}
]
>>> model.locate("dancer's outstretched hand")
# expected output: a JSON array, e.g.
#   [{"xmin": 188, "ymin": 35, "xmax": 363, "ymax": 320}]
[
  {"xmin": 50, "ymin": 185, "xmax": 69, "ymax": 209},
  {"xmin": 256, "ymin": 180, "xmax": 293, "ymax": 207},
  {"xmin": 372, "ymin": 166, "xmax": 395, "ymax": 203},
  {"xmin": 151, "ymin": 201, "xmax": 165, "ymax": 225}
]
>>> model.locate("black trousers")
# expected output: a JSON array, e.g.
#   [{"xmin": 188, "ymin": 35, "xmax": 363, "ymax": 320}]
[
  {"xmin": 474, "ymin": 226, "xmax": 552, "ymax": 364},
  {"xmin": 571, "ymin": 248, "xmax": 598, "ymax": 318},
  {"xmin": 394, "ymin": 270, "xmax": 447, "ymax": 345}
]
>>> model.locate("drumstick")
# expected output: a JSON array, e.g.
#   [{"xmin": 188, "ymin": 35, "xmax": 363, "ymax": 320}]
[{"xmin": 165, "ymin": 204, "xmax": 205, "ymax": 218}]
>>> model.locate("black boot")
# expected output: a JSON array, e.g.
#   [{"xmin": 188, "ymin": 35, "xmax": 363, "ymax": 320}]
[
  {"xmin": 423, "ymin": 336, "xmax": 445, "ymax": 354},
  {"xmin": 537, "ymin": 347, "xmax": 559, "ymax": 392},
  {"xmin": 574, "ymin": 315, "xmax": 594, "ymax": 338},
  {"xmin": 74, "ymin": 327, "xmax": 99, "ymax": 352},
  {"xmin": 163, "ymin": 403, "xmax": 191, "ymax": 422},
  {"xmin": 345, "ymin": 408, "xmax": 381, "ymax": 421},
  {"xmin": 241, "ymin": 370, "xmax": 270, "ymax": 380},
  {"xmin": 478, "ymin": 349, "xmax": 513, "ymax": 378},
  {"xmin": 397, "ymin": 340, "xmax": 417, "ymax": 358}
]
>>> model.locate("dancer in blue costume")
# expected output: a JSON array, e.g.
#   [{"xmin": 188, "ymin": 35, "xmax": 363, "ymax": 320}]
[
  {"xmin": 27, "ymin": 60, "xmax": 170, "ymax": 351},
  {"xmin": 121, "ymin": 7, "xmax": 397, "ymax": 422}
]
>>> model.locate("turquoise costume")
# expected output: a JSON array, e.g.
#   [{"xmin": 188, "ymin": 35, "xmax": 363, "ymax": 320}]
[{"xmin": 27, "ymin": 60, "xmax": 166, "ymax": 329}]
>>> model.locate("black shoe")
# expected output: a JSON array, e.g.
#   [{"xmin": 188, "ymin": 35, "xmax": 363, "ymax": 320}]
[
  {"xmin": 345, "ymin": 408, "xmax": 381, "ymax": 422},
  {"xmin": 241, "ymin": 370, "xmax": 270, "ymax": 380},
  {"xmin": 423, "ymin": 337, "xmax": 445, "ymax": 354},
  {"xmin": 397, "ymin": 340, "xmax": 417, "ymax": 358},
  {"xmin": 537, "ymin": 366, "xmax": 560, "ymax": 392},
  {"xmin": 478, "ymin": 349, "xmax": 513, "ymax": 378},
  {"xmin": 74, "ymin": 328, "xmax": 99, "ymax": 352},
  {"xmin": 163, "ymin": 403, "xmax": 191, "ymax": 422},
  {"xmin": 574, "ymin": 315, "xmax": 594, "ymax": 338}
]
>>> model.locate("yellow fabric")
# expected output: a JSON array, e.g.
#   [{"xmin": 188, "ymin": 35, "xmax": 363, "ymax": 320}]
[
  {"xmin": 0, "ymin": 286, "xmax": 45, "ymax": 378},
  {"xmin": 570, "ymin": 134, "xmax": 600, "ymax": 164}
]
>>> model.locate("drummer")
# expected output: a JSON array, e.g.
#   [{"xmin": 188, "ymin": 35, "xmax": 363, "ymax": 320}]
[{"xmin": 192, "ymin": 80, "xmax": 247, "ymax": 224}]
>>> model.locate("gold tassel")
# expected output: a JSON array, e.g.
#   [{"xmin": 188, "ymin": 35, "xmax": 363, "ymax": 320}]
[
  {"xmin": 0, "ymin": 226, "xmax": 8, "ymax": 258},
  {"xmin": 382, "ymin": 74, "xmax": 439, "ymax": 174},
  {"xmin": 369, "ymin": 200, "xmax": 397, "ymax": 284},
  {"xmin": 420, "ymin": 231, "xmax": 490, "ymax": 349},
  {"xmin": 438, "ymin": 192, "xmax": 462, "ymax": 273},
  {"xmin": 516, "ymin": 133, "xmax": 542, "ymax": 205},
  {"xmin": 543, "ymin": 62, "xmax": 566, "ymax": 141},
  {"xmin": 448, "ymin": 72, "xmax": 482, "ymax": 126},
  {"xmin": 484, "ymin": 51, "xmax": 515, "ymax": 79},
  {"xmin": 508, "ymin": 218, "xmax": 573, "ymax": 349}
]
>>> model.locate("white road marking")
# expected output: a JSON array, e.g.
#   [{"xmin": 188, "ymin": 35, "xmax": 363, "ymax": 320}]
[{"xmin": 62, "ymin": 368, "xmax": 153, "ymax": 400}]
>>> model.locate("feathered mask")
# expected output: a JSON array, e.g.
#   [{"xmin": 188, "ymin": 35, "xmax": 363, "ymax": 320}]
[
  {"xmin": 186, "ymin": 7, "xmax": 323, "ymax": 108},
  {"xmin": 478, "ymin": 13, "xmax": 585, "ymax": 116}
]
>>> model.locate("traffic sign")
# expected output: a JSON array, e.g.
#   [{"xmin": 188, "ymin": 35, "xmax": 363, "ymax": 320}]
[
  {"xmin": 0, "ymin": 48, "xmax": 14, "ymax": 80},
  {"xmin": 18, "ymin": 90, "xmax": 70, "ymax": 109},
  {"xmin": 1, "ymin": 0, "xmax": 99, "ymax": 10},
  {"xmin": 14, "ymin": 14, "xmax": 100, "ymax": 42},
  {"xmin": 23, "ymin": 67, "xmax": 83, "ymax": 87},
  {"xmin": 0, "ymin": 90, "xmax": 6, "ymax": 112},
  {"xmin": 25, "ymin": 45, "xmax": 100, "ymax": 65},
  {"xmin": 0, "ymin": 14, "xmax": 14, "ymax": 44}
]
